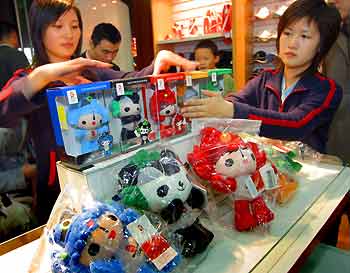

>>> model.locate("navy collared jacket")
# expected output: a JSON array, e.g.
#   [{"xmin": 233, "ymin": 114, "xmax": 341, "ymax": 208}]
[{"xmin": 225, "ymin": 70, "xmax": 343, "ymax": 153}]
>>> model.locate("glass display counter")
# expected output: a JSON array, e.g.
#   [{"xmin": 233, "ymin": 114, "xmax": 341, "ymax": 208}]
[{"xmin": 1, "ymin": 134, "xmax": 349, "ymax": 273}]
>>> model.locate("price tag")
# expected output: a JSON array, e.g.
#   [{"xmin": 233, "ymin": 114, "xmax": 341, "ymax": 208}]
[
  {"xmin": 211, "ymin": 72, "xmax": 217, "ymax": 82},
  {"xmin": 127, "ymin": 215, "xmax": 177, "ymax": 271},
  {"xmin": 157, "ymin": 78, "xmax": 165, "ymax": 90},
  {"xmin": 115, "ymin": 82, "xmax": 125, "ymax": 96},
  {"xmin": 236, "ymin": 176, "xmax": 259, "ymax": 199},
  {"xmin": 67, "ymin": 90, "xmax": 78, "ymax": 104},
  {"xmin": 127, "ymin": 215, "xmax": 156, "ymax": 245},
  {"xmin": 185, "ymin": 75, "xmax": 193, "ymax": 87},
  {"xmin": 259, "ymin": 163, "xmax": 278, "ymax": 190}
]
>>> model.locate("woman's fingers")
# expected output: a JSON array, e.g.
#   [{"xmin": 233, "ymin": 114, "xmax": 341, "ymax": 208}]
[
  {"xmin": 182, "ymin": 111, "xmax": 207, "ymax": 118},
  {"xmin": 201, "ymin": 90, "xmax": 220, "ymax": 97},
  {"xmin": 152, "ymin": 50, "xmax": 198, "ymax": 75},
  {"xmin": 181, "ymin": 105, "xmax": 205, "ymax": 113}
]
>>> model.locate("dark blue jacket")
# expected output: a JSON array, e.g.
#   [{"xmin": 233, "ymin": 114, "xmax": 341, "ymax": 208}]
[{"xmin": 226, "ymin": 70, "xmax": 343, "ymax": 153}]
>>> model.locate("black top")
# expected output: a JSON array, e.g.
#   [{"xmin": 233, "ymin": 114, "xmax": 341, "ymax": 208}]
[
  {"xmin": 0, "ymin": 45, "xmax": 29, "ymax": 89},
  {"xmin": 81, "ymin": 51, "xmax": 120, "ymax": 71}
]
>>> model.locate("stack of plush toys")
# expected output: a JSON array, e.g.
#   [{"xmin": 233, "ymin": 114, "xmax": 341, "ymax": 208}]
[
  {"xmin": 48, "ymin": 125, "xmax": 302, "ymax": 272},
  {"xmin": 49, "ymin": 148, "xmax": 214, "ymax": 273}
]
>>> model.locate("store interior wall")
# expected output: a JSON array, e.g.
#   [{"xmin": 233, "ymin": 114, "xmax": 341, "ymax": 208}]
[{"xmin": 76, "ymin": 0, "xmax": 134, "ymax": 71}]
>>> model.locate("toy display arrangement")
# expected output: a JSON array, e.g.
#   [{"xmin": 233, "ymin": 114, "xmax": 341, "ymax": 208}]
[
  {"xmin": 47, "ymin": 77, "xmax": 156, "ymax": 168},
  {"xmin": 39, "ymin": 113, "xmax": 346, "ymax": 273}
]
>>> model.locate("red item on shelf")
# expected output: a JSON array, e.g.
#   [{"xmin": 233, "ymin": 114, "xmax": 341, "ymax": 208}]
[
  {"xmin": 203, "ymin": 10, "xmax": 222, "ymax": 34},
  {"xmin": 188, "ymin": 18, "xmax": 199, "ymax": 36}
]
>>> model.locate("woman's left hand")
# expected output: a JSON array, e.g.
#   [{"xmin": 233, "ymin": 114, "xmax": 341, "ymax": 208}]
[
  {"xmin": 152, "ymin": 50, "xmax": 199, "ymax": 75},
  {"xmin": 181, "ymin": 90, "xmax": 234, "ymax": 118}
]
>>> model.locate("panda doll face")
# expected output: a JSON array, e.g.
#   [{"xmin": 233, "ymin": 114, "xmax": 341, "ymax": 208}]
[
  {"xmin": 119, "ymin": 96, "xmax": 140, "ymax": 118},
  {"xmin": 137, "ymin": 167, "xmax": 192, "ymax": 212}
]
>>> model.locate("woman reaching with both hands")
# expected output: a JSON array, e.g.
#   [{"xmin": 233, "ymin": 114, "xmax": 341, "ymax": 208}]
[{"xmin": 0, "ymin": 0, "xmax": 197, "ymax": 224}]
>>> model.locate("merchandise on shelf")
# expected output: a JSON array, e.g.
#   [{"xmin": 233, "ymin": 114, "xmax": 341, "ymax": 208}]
[
  {"xmin": 205, "ymin": 68, "xmax": 233, "ymax": 96},
  {"xmin": 47, "ymin": 77, "xmax": 153, "ymax": 167},
  {"xmin": 147, "ymin": 73, "xmax": 189, "ymax": 139},
  {"xmin": 114, "ymin": 148, "xmax": 214, "ymax": 258},
  {"xmin": 49, "ymin": 201, "xmax": 181, "ymax": 273},
  {"xmin": 47, "ymin": 81, "xmax": 120, "ymax": 167},
  {"xmin": 179, "ymin": 71, "xmax": 208, "ymax": 106},
  {"xmin": 109, "ymin": 78, "xmax": 157, "ymax": 151}
]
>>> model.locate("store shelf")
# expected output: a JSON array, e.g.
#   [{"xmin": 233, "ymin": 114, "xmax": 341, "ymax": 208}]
[{"xmin": 157, "ymin": 33, "xmax": 226, "ymax": 45}]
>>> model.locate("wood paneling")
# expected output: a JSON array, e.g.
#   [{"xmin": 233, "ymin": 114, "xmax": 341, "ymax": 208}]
[{"xmin": 232, "ymin": 0, "xmax": 251, "ymax": 90}]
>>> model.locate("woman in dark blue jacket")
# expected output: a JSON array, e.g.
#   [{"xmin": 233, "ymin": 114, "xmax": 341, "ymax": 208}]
[
  {"xmin": 0, "ymin": 0, "xmax": 197, "ymax": 224},
  {"xmin": 182, "ymin": 0, "xmax": 343, "ymax": 154}
]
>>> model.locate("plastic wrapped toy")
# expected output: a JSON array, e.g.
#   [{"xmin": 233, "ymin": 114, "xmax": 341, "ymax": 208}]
[
  {"xmin": 149, "ymin": 87, "xmax": 187, "ymax": 138},
  {"xmin": 67, "ymin": 98, "xmax": 111, "ymax": 155},
  {"xmin": 114, "ymin": 148, "xmax": 214, "ymax": 258},
  {"xmin": 110, "ymin": 92, "xmax": 142, "ymax": 142},
  {"xmin": 188, "ymin": 126, "xmax": 275, "ymax": 231},
  {"xmin": 50, "ymin": 201, "xmax": 181, "ymax": 273},
  {"xmin": 147, "ymin": 74, "xmax": 188, "ymax": 139}
]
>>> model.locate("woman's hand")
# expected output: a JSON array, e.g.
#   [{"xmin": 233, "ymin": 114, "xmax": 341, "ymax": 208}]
[
  {"xmin": 181, "ymin": 90, "xmax": 234, "ymax": 118},
  {"xmin": 153, "ymin": 50, "xmax": 199, "ymax": 75},
  {"xmin": 25, "ymin": 58, "xmax": 111, "ymax": 99}
]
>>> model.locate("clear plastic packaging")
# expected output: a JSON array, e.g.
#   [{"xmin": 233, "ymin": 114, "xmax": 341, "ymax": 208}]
[
  {"xmin": 187, "ymin": 119, "xmax": 277, "ymax": 232},
  {"xmin": 113, "ymin": 147, "xmax": 214, "ymax": 259},
  {"xmin": 30, "ymin": 182, "xmax": 183, "ymax": 273}
]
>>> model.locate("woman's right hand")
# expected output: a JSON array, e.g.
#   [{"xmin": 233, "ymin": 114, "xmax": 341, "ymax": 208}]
[{"xmin": 25, "ymin": 58, "xmax": 111, "ymax": 99}]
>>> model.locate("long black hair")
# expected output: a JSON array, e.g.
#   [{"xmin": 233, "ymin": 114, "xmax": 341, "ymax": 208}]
[
  {"xmin": 29, "ymin": 0, "xmax": 83, "ymax": 66},
  {"xmin": 276, "ymin": 0, "xmax": 341, "ymax": 77}
]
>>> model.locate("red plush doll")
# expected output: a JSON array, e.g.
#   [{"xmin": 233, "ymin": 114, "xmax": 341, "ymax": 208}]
[
  {"xmin": 149, "ymin": 87, "xmax": 186, "ymax": 138},
  {"xmin": 188, "ymin": 127, "xmax": 275, "ymax": 232}
]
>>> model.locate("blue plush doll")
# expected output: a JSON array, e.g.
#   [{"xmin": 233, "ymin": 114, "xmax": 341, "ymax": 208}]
[
  {"xmin": 50, "ymin": 201, "xmax": 181, "ymax": 273},
  {"xmin": 67, "ymin": 99, "xmax": 110, "ymax": 155}
]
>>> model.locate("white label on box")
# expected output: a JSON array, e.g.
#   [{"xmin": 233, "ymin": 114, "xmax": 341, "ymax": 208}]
[
  {"xmin": 67, "ymin": 90, "xmax": 78, "ymax": 104},
  {"xmin": 157, "ymin": 78, "xmax": 165, "ymax": 90},
  {"xmin": 236, "ymin": 176, "xmax": 259, "ymax": 199},
  {"xmin": 127, "ymin": 215, "xmax": 157, "ymax": 246},
  {"xmin": 211, "ymin": 72, "xmax": 217, "ymax": 82},
  {"xmin": 115, "ymin": 82, "xmax": 125, "ymax": 96},
  {"xmin": 186, "ymin": 75, "xmax": 193, "ymax": 87},
  {"xmin": 259, "ymin": 163, "xmax": 278, "ymax": 190},
  {"xmin": 153, "ymin": 246, "xmax": 177, "ymax": 271}
]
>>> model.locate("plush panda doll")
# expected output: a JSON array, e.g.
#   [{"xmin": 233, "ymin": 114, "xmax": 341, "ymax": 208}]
[
  {"xmin": 114, "ymin": 149, "xmax": 214, "ymax": 258},
  {"xmin": 110, "ymin": 93, "xmax": 141, "ymax": 141}
]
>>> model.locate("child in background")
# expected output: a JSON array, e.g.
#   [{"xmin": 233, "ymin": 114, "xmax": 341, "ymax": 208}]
[
  {"xmin": 194, "ymin": 39, "xmax": 234, "ymax": 94},
  {"xmin": 194, "ymin": 39, "xmax": 220, "ymax": 70}
]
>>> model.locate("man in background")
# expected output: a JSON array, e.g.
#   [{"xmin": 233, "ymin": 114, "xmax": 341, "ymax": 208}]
[
  {"xmin": 0, "ymin": 22, "xmax": 29, "ymax": 88},
  {"xmin": 82, "ymin": 23, "xmax": 121, "ymax": 71},
  {"xmin": 324, "ymin": 0, "xmax": 350, "ymax": 163}
]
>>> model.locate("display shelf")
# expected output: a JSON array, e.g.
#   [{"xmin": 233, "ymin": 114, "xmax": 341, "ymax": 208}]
[{"xmin": 157, "ymin": 32, "xmax": 225, "ymax": 45}]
